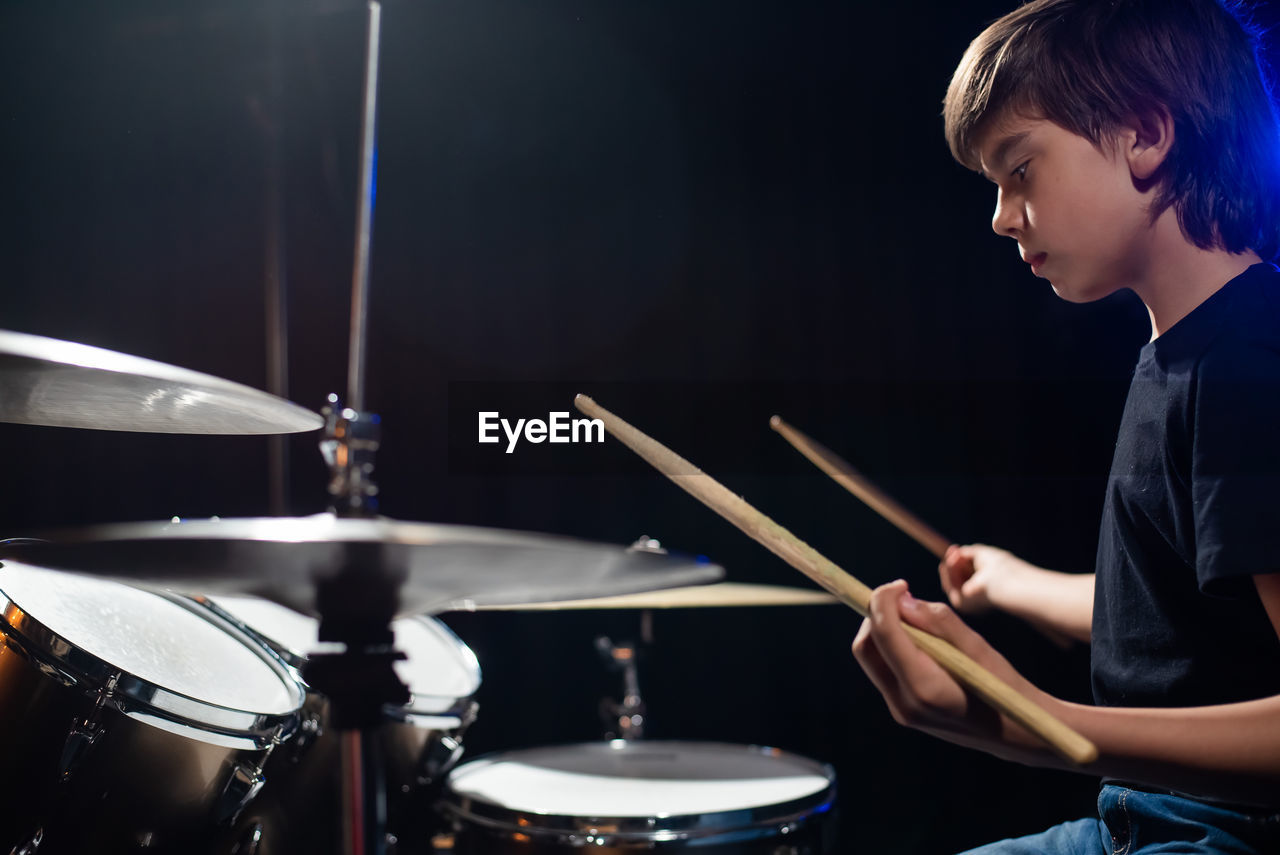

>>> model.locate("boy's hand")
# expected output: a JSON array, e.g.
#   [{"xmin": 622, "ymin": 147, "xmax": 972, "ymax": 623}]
[
  {"xmin": 938, "ymin": 543, "xmax": 1034, "ymax": 614},
  {"xmin": 939, "ymin": 544, "xmax": 1093, "ymax": 644},
  {"xmin": 851, "ymin": 579, "xmax": 1054, "ymax": 762}
]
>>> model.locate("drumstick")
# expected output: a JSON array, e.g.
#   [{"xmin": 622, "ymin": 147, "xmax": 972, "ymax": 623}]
[
  {"xmin": 574, "ymin": 395, "xmax": 1098, "ymax": 766},
  {"xmin": 770, "ymin": 416, "xmax": 951, "ymax": 559},
  {"xmin": 772, "ymin": 416, "xmax": 1076, "ymax": 650}
]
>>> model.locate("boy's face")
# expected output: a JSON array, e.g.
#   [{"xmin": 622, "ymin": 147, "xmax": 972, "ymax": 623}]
[{"xmin": 975, "ymin": 113, "xmax": 1156, "ymax": 302}]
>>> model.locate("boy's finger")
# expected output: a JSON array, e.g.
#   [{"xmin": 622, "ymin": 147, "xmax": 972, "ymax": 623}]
[
  {"xmin": 867, "ymin": 581, "xmax": 945, "ymax": 689},
  {"xmin": 895, "ymin": 597, "xmax": 1026, "ymax": 705},
  {"xmin": 900, "ymin": 595, "xmax": 993, "ymax": 660},
  {"xmin": 939, "ymin": 575, "xmax": 964, "ymax": 610},
  {"xmin": 852, "ymin": 622, "xmax": 908, "ymax": 722}
]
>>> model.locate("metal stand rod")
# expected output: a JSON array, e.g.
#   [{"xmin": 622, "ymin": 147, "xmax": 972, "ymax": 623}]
[
  {"xmin": 339, "ymin": 731, "xmax": 364, "ymax": 855},
  {"xmin": 331, "ymin": 7, "xmax": 389, "ymax": 853},
  {"xmin": 263, "ymin": 5, "xmax": 291, "ymax": 516},
  {"xmin": 306, "ymin": 620, "xmax": 407, "ymax": 855},
  {"xmin": 597, "ymin": 631, "xmax": 647, "ymax": 740},
  {"xmin": 313, "ymin": 5, "xmax": 398, "ymax": 851},
  {"xmin": 340, "ymin": 730, "xmax": 388, "ymax": 855},
  {"xmin": 347, "ymin": 0, "xmax": 381, "ymax": 413}
]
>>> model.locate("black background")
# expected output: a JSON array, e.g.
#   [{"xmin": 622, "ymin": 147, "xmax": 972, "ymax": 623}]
[{"xmin": 3, "ymin": 1, "xmax": 1279, "ymax": 851}]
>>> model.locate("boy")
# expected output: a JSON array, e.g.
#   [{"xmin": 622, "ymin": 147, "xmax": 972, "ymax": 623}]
[{"xmin": 851, "ymin": 0, "xmax": 1280, "ymax": 852}]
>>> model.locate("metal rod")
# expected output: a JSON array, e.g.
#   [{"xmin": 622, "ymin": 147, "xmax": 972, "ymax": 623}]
[
  {"xmin": 339, "ymin": 725, "xmax": 389, "ymax": 855},
  {"xmin": 347, "ymin": 0, "xmax": 382, "ymax": 412},
  {"xmin": 264, "ymin": 5, "xmax": 291, "ymax": 516},
  {"xmin": 340, "ymin": 730, "xmax": 366, "ymax": 855}
]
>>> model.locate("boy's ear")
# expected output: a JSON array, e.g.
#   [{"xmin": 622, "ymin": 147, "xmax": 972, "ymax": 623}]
[{"xmin": 1124, "ymin": 107, "xmax": 1175, "ymax": 182}]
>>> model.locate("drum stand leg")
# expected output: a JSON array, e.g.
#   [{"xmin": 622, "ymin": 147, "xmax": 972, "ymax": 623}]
[
  {"xmin": 339, "ymin": 730, "xmax": 388, "ymax": 855},
  {"xmin": 307, "ymin": 644, "xmax": 407, "ymax": 855},
  {"xmin": 596, "ymin": 609, "xmax": 652, "ymax": 740},
  {"xmin": 302, "ymin": 542, "xmax": 409, "ymax": 855},
  {"xmin": 315, "ymin": 379, "xmax": 406, "ymax": 855}
]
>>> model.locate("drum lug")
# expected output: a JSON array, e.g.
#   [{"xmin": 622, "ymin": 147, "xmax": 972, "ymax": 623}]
[
  {"xmin": 418, "ymin": 734, "xmax": 465, "ymax": 787},
  {"xmin": 59, "ymin": 718, "xmax": 103, "ymax": 784},
  {"xmin": 216, "ymin": 762, "xmax": 267, "ymax": 825},
  {"xmin": 59, "ymin": 673, "xmax": 118, "ymax": 783}
]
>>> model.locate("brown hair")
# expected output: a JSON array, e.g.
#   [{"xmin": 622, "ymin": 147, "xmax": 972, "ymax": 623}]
[{"xmin": 944, "ymin": 0, "xmax": 1280, "ymax": 261}]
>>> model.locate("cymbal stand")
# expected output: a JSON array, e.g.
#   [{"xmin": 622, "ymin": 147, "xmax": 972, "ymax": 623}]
[
  {"xmin": 596, "ymin": 609, "xmax": 653, "ymax": 741},
  {"xmin": 303, "ymin": 5, "xmax": 409, "ymax": 855},
  {"xmin": 319, "ymin": 394, "xmax": 381, "ymax": 517},
  {"xmin": 596, "ymin": 537, "xmax": 664, "ymax": 739}
]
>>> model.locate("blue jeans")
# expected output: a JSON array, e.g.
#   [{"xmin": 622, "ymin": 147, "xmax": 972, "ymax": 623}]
[{"xmin": 958, "ymin": 785, "xmax": 1280, "ymax": 854}]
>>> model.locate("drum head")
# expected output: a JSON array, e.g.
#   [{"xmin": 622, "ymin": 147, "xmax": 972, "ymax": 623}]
[
  {"xmin": 445, "ymin": 740, "xmax": 835, "ymax": 843},
  {"xmin": 392, "ymin": 616, "xmax": 481, "ymax": 714},
  {"xmin": 208, "ymin": 594, "xmax": 341, "ymax": 665},
  {"xmin": 0, "ymin": 562, "xmax": 302, "ymax": 717}
]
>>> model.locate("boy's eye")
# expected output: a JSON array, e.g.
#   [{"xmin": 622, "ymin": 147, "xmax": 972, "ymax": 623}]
[{"xmin": 1012, "ymin": 161, "xmax": 1029, "ymax": 180}]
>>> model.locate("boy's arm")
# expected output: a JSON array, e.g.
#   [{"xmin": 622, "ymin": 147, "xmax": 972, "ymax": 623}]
[
  {"xmin": 939, "ymin": 545, "xmax": 1094, "ymax": 643},
  {"xmin": 853, "ymin": 577, "xmax": 1280, "ymax": 807}
]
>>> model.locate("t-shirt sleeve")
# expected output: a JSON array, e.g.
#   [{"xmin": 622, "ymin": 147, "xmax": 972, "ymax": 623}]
[{"xmin": 1192, "ymin": 340, "xmax": 1280, "ymax": 594}]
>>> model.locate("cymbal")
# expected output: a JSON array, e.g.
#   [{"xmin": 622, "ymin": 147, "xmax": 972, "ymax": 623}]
[
  {"xmin": 0, "ymin": 515, "xmax": 723, "ymax": 617},
  {"xmin": 0, "ymin": 329, "xmax": 323, "ymax": 434},
  {"xmin": 451, "ymin": 582, "xmax": 839, "ymax": 611}
]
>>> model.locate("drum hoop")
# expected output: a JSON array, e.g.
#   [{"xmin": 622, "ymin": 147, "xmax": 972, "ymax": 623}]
[
  {"xmin": 400, "ymin": 692, "xmax": 474, "ymax": 717},
  {"xmin": 0, "ymin": 588, "xmax": 304, "ymax": 747},
  {"xmin": 394, "ymin": 615, "xmax": 483, "ymax": 709},
  {"xmin": 447, "ymin": 791, "xmax": 837, "ymax": 846},
  {"xmin": 443, "ymin": 741, "xmax": 837, "ymax": 844}
]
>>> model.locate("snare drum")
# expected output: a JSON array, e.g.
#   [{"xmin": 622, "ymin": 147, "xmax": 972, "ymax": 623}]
[
  {"xmin": 0, "ymin": 561, "xmax": 305, "ymax": 855},
  {"xmin": 441, "ymin": 740, "xmax": 837, "ymax": 853},
  {"xmin": 204, "ymin": 595, "xmax": 482, "ymax": 854}
]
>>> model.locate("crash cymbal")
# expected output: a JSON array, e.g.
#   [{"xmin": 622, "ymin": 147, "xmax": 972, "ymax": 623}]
[
  {"xmin": 0, "ymin": 329, "xmax": 323, "ymax": 434},
  {"xmin": 0, "ymin": 515, "xmax": 723, "ymax": 617},
  {"xmin": 451, "ymin": 582, "xmax": 838, "ymax": 611}
]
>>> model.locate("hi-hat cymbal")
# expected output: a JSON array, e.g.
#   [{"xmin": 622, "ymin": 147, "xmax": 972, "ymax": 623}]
[
  {"xmin": 0, "ymin": 515, "xmax": 723, "ymax": 617},
  {"xmin": 0, "ymin": 329, "xmax": 323, "ymax": 434},
  {"xmin": 450, "ymin": 582, "xmax": 839, "ymax": 611}
]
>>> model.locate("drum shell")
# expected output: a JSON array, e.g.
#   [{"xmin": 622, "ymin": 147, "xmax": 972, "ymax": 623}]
[
  {"xmin": 440, "ymin": 741, "xmax": 838, "ymax": 855},
  {"xmin": 0, "ymin": 624, "xmax": 288, "ymax": 854}
]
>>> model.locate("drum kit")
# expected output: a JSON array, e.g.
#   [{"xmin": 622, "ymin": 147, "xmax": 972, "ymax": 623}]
[
  {"xmin": 0, "ymin": 4, "xmax": 841, "ymax": 853},
  {"xmin": 0, "ymin": 324, "xmax": 840, "ymax": 854}
]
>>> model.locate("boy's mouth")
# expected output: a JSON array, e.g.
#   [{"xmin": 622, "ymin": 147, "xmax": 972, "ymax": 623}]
[{"xmin": 1025, "ymin": 252, "xmax": 1047, "ymax": 275}]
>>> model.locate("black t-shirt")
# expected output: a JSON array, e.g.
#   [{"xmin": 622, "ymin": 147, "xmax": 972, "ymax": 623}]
[{"xmin": 1092, "ymin": 262, "xmax": 1280, "ymax": 710}]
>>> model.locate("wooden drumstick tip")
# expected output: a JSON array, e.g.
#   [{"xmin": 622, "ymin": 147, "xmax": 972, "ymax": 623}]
[{"xmin": 769, "ymin": 414, "xmax": 783, "ymax": 430}]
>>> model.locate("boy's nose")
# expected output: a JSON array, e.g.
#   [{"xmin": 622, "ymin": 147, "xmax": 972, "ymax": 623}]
[{"xmin": 991, "ymin": 190, "xmax": 1023, "ymax": 237}]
